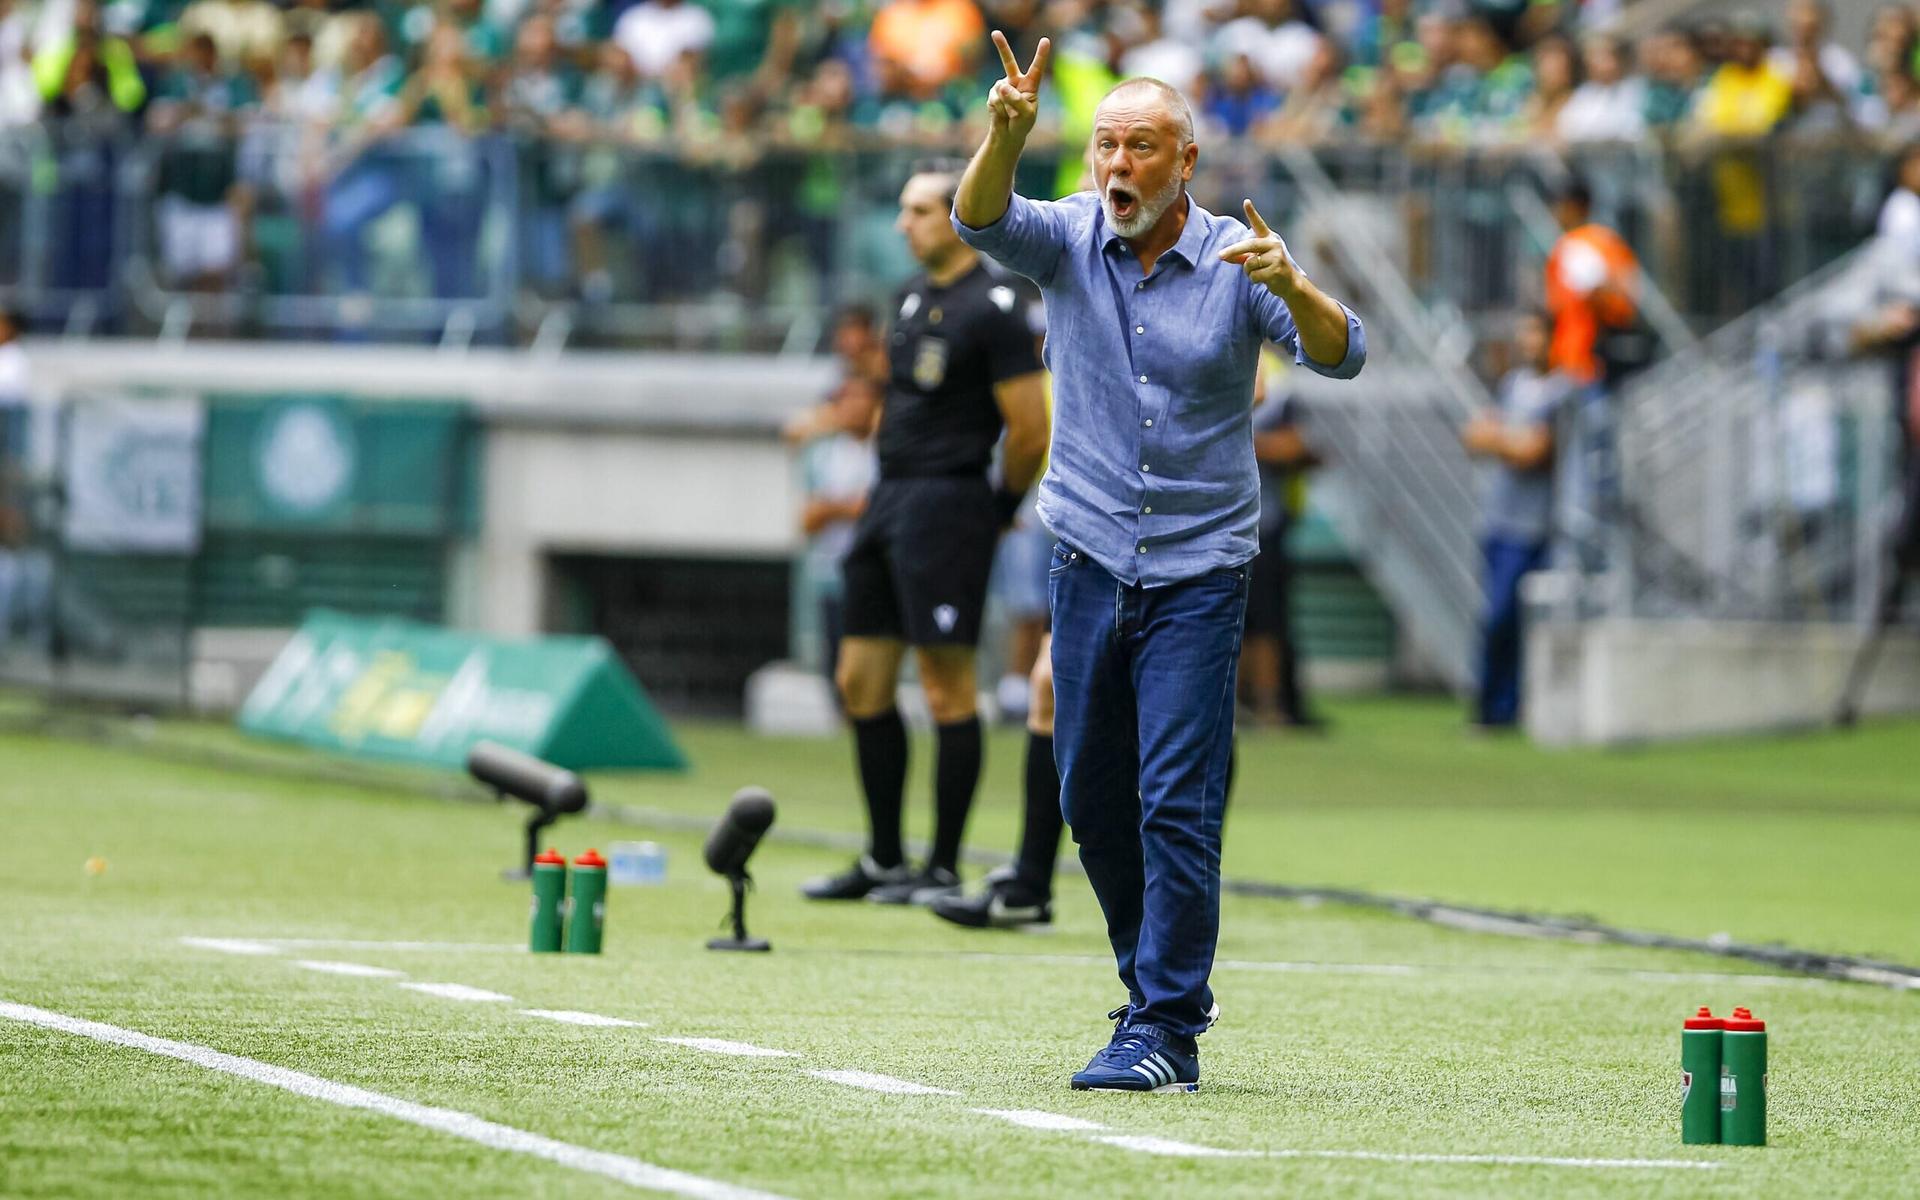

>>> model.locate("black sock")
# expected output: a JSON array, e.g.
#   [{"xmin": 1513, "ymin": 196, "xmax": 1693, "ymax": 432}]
[
  {"xmin": 929, "ymin": 716, "xmax": 982, "ymax": 873},
  {"xmin": 853, "ymin": 709, "xmax": 908, "ymax": 868},
  {"xmin": 1013, "ymin": 732, "xmax": 1061, "ymax": 897}
]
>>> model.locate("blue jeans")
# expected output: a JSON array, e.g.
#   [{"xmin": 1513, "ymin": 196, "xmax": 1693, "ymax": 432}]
[
  {"xmin": 1047, "ymin": 542, "xmax": 1247, "ymax": 1041},
  {"xmin": 1477, "ymin": 535, "xmax": 1548, "ymax": 726}
]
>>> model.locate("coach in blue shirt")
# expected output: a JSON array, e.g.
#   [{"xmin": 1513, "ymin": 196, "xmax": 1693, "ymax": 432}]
[{"xmin": 953, "ymin": 32, "xmax": 1366, "ymax": 1093}]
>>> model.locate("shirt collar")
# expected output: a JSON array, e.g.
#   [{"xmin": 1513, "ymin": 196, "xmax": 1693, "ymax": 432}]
[{"xmin": 1101, "ymin": 193, "xmax": 1209, "ymax": 269}]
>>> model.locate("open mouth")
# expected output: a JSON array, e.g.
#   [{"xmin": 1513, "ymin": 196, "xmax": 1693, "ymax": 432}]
[{"xmin": 1107, "ymin": 186, "xmax": 1137, "ymax": 221}]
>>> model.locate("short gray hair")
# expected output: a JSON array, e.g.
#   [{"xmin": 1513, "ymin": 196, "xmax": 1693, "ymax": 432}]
[{"xmin": 1097, "ymin": 77, "xmax": 1196, "ymax": 148}]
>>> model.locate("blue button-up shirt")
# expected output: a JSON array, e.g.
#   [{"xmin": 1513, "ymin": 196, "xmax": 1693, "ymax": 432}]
[{"xmin": 955, "ymin": 191, "xmax": 1365, "ymax": 586}]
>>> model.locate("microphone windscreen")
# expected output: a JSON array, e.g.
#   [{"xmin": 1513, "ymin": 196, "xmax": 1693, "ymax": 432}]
[
  {"xmin": 467, "ymin": 741, "xmax": 587, "ymax": 813},
  {"xmin": 703, "ymin": 787, "xmax": 776, "ymax": 877}
]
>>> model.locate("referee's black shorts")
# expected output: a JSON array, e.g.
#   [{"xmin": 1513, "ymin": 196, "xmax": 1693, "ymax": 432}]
[
  {"xmin": 1242, "ymin": 525, "xmax": 1293, "ymax": 639},
  {"xmin": 842, "ymin": 477, "xmax": 997, "ymax": 647}
]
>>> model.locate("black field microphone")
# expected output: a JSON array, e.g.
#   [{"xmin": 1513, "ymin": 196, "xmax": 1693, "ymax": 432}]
[
  {"xmin": 704, "ymin": 787, "xmax": 775, "ymax": 879},
  {"xmin": 468, "ymin": 741, "xmax": 588, "ymax": 879},
  {"xmin": 468, "ymin": 741, "xmax": 588, "ymax": 815},
  {"xmin": 705, "ymin": 787, "xmax": 775, "ymax": 953}
]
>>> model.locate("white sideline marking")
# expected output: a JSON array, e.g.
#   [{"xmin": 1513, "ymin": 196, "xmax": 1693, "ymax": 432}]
[
  {"xmin": 1095, "ymin": 1135, "xmax": 1718, "ymax": 1171},
  {"xmin": 400, "ymin": 983, "xmax": 513, "ymax": 1003},
  {"xmin": 522, "ymin": 1010, "xmax": 647, "ymax": 1028},
  {"xmin": 972, "ymin": 1109, "xmax": 1107, "ymax": 1132},
  {"xmin": 179, "ymin": 937, "xmax": 282, "ymax": 957},
  {"xmin": 262, "ymin": 940, "xmax": 525, "ymax": 954},
  {"xmin": 807, "ymin": 1070, "xmax": 956, "ymax": 1096},
  {"xmin": 947, "ymin": 950, "xmax": 1838, "ymax": 987},
  {"xmin": 655, "ymin": 1038, "xmax": 794, "ymax": 1059},
  {"xmin": 0, "ymin": 1000, "xmax": 793, "ymax": 1200},
  {"xmin": 292, "ymin": 961, "xmax": 406, "ymax": 979}
]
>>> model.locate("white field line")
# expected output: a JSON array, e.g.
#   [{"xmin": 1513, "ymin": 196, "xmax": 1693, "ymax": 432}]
[
  {"xmin": 0, "ymin": 1000, "xmax": 793, "ymax": 1200},
  {"xmin": 1094, "ymin": 1135, "xmax": 1719, "ymax": 1171},
  {"xmin": 972, "ymin": 1109, "xmax": 1107, "ymax": 1132},
  {"xmin": 806, "ymin": 1070, "xmax": 957, "ymax": 1096},
  {"xmin": 259, "ymin": 940, "xmax": 526, "ymax": 953},
  {"xmin": 179, "ymin": 937, "xmax": 282, "ymax": 957},
  {"xmin": 291, "ymin": 961, "xmax": 407, "ymax": 979},
  {"xmin": 949, "ymin": 950, "xmax": 1837, "ymax": 987},
  {"xmin": 399, "ymin": 983, "xmax": 513, "ymax": 1003},
  {"xmin": 655, "ymin": 1038, "xmax": 795, "ymax": 1059},
  {"xmin": 522, "ymin": 1010, "xmax": 647, "ymax": 1028}
]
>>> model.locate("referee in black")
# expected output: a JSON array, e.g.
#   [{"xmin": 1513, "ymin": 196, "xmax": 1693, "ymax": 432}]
[{"xmin": 802, "ymin": 166, "xmax": 1050, "ymax": 906}]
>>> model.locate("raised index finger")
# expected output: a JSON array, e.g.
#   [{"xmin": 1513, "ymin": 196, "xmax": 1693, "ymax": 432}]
[
  {"xmin": 1242, "ymin": 199, "xmax": 1273, "ymax": 239},
  {"xmin": 991, "ymin": 30, "xmax": 1020, "ymax": 78}
]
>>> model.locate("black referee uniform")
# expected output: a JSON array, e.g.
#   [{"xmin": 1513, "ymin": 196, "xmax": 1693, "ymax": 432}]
[{"xmin": 841, "ymin": 263, "xmax": 1041, "ymax": 646}]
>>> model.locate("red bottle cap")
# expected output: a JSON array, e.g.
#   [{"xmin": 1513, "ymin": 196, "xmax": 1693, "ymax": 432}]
[
  {"xmin": 574, "ymin": 848, "xmax": 607, "ymax": 869},
  {"xmin": 534, "ymin": 848, "xmax": 566, "ymax": 866},
  {"xmin": 1725, "ymin": 1007, "xmax": 1765, "ymax": 1032},
  {"xmin": 1684, "ymin": 1006, "xmax": 1724, "ymax": 1030}
]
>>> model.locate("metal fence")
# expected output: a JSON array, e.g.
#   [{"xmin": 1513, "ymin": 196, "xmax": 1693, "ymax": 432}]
[
  {"xmin": 0, "ymin": 122, "xmax": 1902, "ymax": 349},
  {"xmin": 1610, "ymin": 242, "xmax": 1915, "ymax": 626}
]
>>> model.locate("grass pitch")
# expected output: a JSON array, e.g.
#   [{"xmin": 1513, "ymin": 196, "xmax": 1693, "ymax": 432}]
[{"xmin": 2, "ymin": 696, "xmax": 1917, "ymax": 1198}]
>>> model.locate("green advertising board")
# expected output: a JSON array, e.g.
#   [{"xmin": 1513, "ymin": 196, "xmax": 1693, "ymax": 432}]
[{"xmin": 239, "ymin": 611, "xmax": 687, "ymax": 771}]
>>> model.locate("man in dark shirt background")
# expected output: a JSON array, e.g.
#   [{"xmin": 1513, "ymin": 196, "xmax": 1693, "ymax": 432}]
[{"xmin": 802, "ymin": 166, "xmax": 1049, "ymax": 907}]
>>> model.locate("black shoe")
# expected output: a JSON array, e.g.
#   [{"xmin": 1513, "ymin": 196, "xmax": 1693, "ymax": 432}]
[
  {"xmin": 800, "ymin": 855, "xmax": 909, "ymax": 901},
  {"xmin": 866, "ymin": 864, "xmax": 962, "ymax": 906},
  {"xmin": 929, "ymin": 867, "xmax": 1052, "ymax": 929},
  {"xmin": 1282, "ymin": 712, "xmax": 1330, "ymax": 733}
]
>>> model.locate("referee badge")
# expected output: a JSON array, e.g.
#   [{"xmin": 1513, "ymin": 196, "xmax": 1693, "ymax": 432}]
[{"xmin": 913, "ymin": 336, "xmax": 948, "ymax": 389}]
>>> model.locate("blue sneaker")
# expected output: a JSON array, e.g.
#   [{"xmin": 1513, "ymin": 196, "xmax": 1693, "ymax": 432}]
[{"xmin": 1070, "ymin": 1024, "xmax": 1200, "ymax": 1093}]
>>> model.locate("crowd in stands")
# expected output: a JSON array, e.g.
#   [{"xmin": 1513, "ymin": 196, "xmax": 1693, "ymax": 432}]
[
  {"xmin": 5, "ymin": 0, "xmax": 1916, "ymax": 151},
  {"xmin": 1, "ymin": 0, "xmax": 1914, "ymax": 314}
]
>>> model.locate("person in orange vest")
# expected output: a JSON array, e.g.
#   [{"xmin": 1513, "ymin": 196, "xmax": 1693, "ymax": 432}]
[{"xmin": 1544, "ymin": 178, "xmax": 1641, "ymax": 572}]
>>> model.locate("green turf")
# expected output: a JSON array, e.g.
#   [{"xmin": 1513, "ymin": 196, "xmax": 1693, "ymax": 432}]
[{"xmin": 2, "ymin": 702, "xmax": 1917, "ymax": 1198}]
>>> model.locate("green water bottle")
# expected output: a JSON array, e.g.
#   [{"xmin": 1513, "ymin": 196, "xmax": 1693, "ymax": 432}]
[
  {"xmin": 1682, "ymin": 1006, "xmax": 1723, "ymax": 1145},
  {"xmin": 1720, "ymin": 1007, "xmax": 1767, "ymax": 1146},
  {"xmin": 530, "ymin": 847, "xmax": 567, "ymax": 953},
  {"xmin": 565, "ymin": 848, "xmax": 607, "ymax": 955}
]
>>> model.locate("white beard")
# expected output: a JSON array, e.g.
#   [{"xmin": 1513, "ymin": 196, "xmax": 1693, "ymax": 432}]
[{"xmin": 1103, "ymin": 172, "xmax": 1184, "ymax": 240}]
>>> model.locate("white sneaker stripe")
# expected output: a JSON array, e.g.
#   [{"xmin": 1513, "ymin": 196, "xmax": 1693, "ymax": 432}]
[
  {"xmin": 1145, "ymin": 1055, "xmax": 1170, "ymax": 1087},
  {"xmin": 1129, "ymin": 1064, "xmax": 1158, "ymax": 1084}
]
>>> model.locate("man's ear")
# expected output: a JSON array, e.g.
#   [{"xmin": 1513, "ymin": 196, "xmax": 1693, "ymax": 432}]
[{"xmin": 1180, "ymin": 141, "xmax": 1198, "ymax": 182}]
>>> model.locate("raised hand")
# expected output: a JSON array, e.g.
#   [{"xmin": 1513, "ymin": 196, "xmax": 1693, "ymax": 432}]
[
  {"xmin": 986, "ymin": 29, "xmax": 1050, "ymax": 141},
  {"xmin": 1218, "ymin": 200, "xmax": 1303, "ymax": 296}
]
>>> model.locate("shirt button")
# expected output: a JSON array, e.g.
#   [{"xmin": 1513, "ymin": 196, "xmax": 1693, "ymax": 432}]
[
  {"xmin": 1143, "ymin": 506, "xmax": 1152, "ymax": 514},
  {"xmin": 1138, "ymin": 375, "xmax": 1148, "ymax": 384},
  {"xmin": 1135, "ymin": 325, "xmax": 1145, "ymax": 334},
  {"xmin": 1141, "ymin": 464, "xmax": 1150, "ymax": 472},
  {"xmin": 1138, "ymin": 544, "xmax": 1147, "ymax": 554},
  {"xmin": 1135, "ymin": 281, "xmax": 1144, "ymax": 290},
  {"xmin": 1144, "ymin": 419, "xmax": 1153, "ymax": 427}
]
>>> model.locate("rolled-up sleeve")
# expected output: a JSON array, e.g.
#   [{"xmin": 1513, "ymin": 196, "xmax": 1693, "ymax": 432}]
[
  {"xmin": 952, "ymin": 193, "xmax": 1070, "ymax": 287},
  {"xmin": 1251, "ymin": 287, "xmax": 1367, "ymax": 381}
]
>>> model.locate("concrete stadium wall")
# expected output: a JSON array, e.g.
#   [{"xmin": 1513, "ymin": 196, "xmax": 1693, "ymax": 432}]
[{"xmin": 1525, "ymin": 618, "xmax": 1920, "ymax": 746}]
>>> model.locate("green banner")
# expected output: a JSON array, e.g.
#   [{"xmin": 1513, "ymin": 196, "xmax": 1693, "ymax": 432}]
[{"xmin": 239, "ymin": 611, "xmax": 686, "ymax": 771}]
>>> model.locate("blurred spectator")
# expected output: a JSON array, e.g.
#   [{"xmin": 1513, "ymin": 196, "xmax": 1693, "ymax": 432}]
[
  {"xmin": 1784, "ymin": 41, "xmax": 1854, "ymax": 133},
  {"xmin": 262, "ymin": 29, "xmax": 341, "ymax": 124},
  {"xmin": 795, "ymin": 371, "xmax": 879, "ymax": 687},
  {"xmin": 0, "ymin": 306, "xmax": 41, "ymax": 652},
  {"xmin": 1640, "ymin": 24, "xmax": 1705, "ymax": 130},
  {"xmin": 1425, "ymin": 14, "xmax": 1531, "ymax": 141},
  {"xmin": 1242, "ymin": 358, "xmax": 1323, "ymax": 730},
  {"xmin": 1118, "ymin": 3, "xmax": 1202, "ymax": 99},
  {"xmin": 1521, "ymin": 34, "xmax": 1577, "ymax": 143},
  {"xmin": 1558, "ymin": 33, "xmax": 1645, "ymax": 143},
  {"xmin": 1690, "ymin": 15, "xmax": 1792, "ymax": 315},
  {"xmin": 1202, "ymin": 51, "xmax": 1277, "ymax": 139},
  {"xmin": 1768, "ymin": 0, "xmax": 1858, "ymax": 100},
  {"xmin": 177, "ymin": 0, "xmax": 285, "ymax": 72},
  {"xmin": 497, "ymin": 14, "xmax": 580, "ymax": 294},
  {"xmin": 1266, "ymin": 36, "xmax": 1348, "ymax": 144},
  {"xmin": 0, "ymin": 0, "xmax": 40, "ymax": 127},
  {"xmin": 612, "ymin": 0, "xmax": 714, "ymax": 81},
  {"xmin": 701, "ymin": 0, "xmax": 801, "ymax": 95},
  {"xmin": 33, "ymin": 0, "xmax": 146, "ymax": 118},
  {"xmin": 868, "ymin": 0, "xmax": 983, "ymax": 92},
  {"xmin": 1350, "ymin": 0, "xmax": 1415, "ymax": 71},
  {"xmin": 1462, "ymin": 310, "xmax": 1573, "ymax": 730},
  {"xmin": 1544, "ymin": 178, "xmax": 1638, "ymax": 570},
  {"xmin": 1213, "ymin": 0, "xmax": 1322, "ymax": 95},
  {"xmin": 148, "ymin": 30, "xmax": 254, "ymax": 290}
]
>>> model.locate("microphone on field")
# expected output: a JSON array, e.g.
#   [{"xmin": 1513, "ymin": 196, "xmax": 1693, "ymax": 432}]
[{"xmin": 704, "ymin": 787, "xmax": 776, "ymax": 879}]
